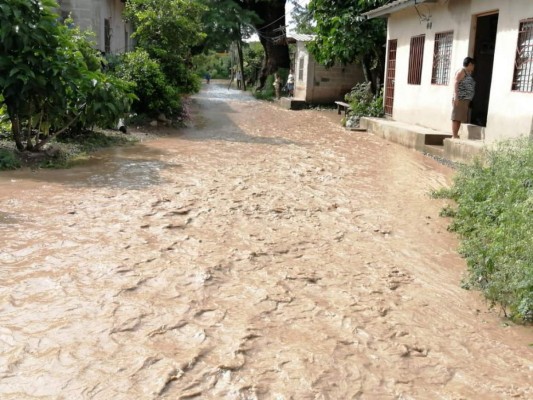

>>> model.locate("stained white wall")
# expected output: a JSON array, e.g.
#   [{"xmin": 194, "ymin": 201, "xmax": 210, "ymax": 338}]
[
  {"xmin": 59, "ymin": 0, "xmax": 132, "ymax": 55},
  {"xmin": 294, "ymin": 42, "xmax": 365, "ymax": 103},
  {"xmin": 386, "ymin": 0, "xmax": 533, "ymax": 141}
]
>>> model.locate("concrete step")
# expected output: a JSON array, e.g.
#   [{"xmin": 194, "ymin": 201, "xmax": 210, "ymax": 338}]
[
  {"xmin": 424, "ymin": 134, "xmax": 452, "ymax": 146},
  {"xmin": 280, "ymin": 97, "xmax": 307, "ymax": 110},
  {"xmin": 460, "ymin": 124, "xmax": 484, "ymax": 140},
  {"xmin": 361, "ymin": 117, "xmax": 487, "ymax": 165},
  {"xmin": 423, "ymin": 144, "xmax": 445, "ymax": 157}
]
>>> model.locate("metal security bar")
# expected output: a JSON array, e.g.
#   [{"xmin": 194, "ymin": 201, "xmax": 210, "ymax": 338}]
[
  {"xmin": 385, "ymin": 39, "xmax": 397, "ymax": 116},
  {"xmin": 408, "ymin": 35, "xmax": 425, "ymax": 85},
  {"xmin": 512, "ymin": 19, "xmax": 533, "ymax": 92},
  {"xmin": 432, "ymin": 31, "xmax": 453, "ymax": 85}
]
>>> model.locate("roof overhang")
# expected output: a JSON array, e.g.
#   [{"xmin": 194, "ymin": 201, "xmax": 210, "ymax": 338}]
[
  {"xmin": 286, "ymin": 33, "xmax": 316, "ymax": 44},
  {"xmin": 363, "ymin": 0, "xmax": 437, "ymax": 19}
]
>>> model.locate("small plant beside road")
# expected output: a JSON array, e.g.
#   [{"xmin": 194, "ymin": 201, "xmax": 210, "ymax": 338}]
[
  {"xmin": 433, "ymin": 137, "xmax": 533, "ymax": 322},
  {"xmin": 344, "ymin": 82, "xmax": 384, "ymax": 127}
]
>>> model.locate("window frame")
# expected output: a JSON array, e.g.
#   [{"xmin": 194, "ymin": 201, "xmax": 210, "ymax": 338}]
[
  {"xmin": 408, "ymin": 34, "xmax": 425, "ymax": 85},
  {"xmin": 298, "ymin": 56, "xmax": 305, "ymax": 81},
  {"xmin": 512, "ymin": 18, "xmax": 533, "ymax": 93},
  {"xmin": 431, "ymin": 31, "xmax": 453, "ymax": 86}
]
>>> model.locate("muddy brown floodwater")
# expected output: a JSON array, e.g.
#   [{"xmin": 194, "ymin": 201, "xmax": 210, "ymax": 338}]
[{"xmin": 0, "ymin": 82, "xmax": 531, "ymax": 399}]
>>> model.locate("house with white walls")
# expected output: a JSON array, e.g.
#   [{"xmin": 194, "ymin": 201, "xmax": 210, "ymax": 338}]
[
  {"xmin": 287, "ymin": 34, "xmax": 365, "ymax": 104},
  {"xmin": 363, "ymin": 0, "xmax": 533, "ymax": 144},
  {"xmin": 58, "ymin": 0, "xmax": 132, "ymax": 55}
]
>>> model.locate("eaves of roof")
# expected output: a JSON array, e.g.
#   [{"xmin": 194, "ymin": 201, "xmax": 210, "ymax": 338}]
[
  {"xmin": 286, "ymin": 33, "xmax": 316, "ymax": 43},
  {"xmin": 363, "ymin": 0, "xmax": 437, "ymax": 19}
]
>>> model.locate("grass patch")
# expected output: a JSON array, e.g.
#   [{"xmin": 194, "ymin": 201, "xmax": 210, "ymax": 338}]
[{"xmin": 436, "ymin": 137, "xmax": 533, "ymax": 323}]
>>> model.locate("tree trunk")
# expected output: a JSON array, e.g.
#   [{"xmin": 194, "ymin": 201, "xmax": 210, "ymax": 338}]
[
  {"xmin": 9, "ymin": 113, "xmax": 24, "ymax": 151},
  {"xmin": 241, "ymin": 0, "xmax": 290, "ymax": 89},
  {"xmin": 236, "ymin": 39, "xmax": 246, "ymax": 92}
]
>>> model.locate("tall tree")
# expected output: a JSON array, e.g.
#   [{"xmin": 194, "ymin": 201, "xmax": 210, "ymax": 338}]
[
  {"xmin": 125, "ymin": 0, "xmax": 206, "ymax": 92},
  {"xmin": 201, "ymin": 0, "xmax": 291, "ymax": 88},
  {"xmin": 289, "ymin": 0, "xmax": 314, "ymax": 34},
  {"xmin": 306, "ymin": 0, "xmax": 389, "ymax": 93},
  {"xmin": 241, "ymin": 0, "xmax": 291, "ymax": 87}
]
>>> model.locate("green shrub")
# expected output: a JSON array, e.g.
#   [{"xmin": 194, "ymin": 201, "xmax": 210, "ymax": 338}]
[
  {"xmin": 0, "ymin": 0, "xmax": 134, "ymax": 151},
  {"xmin": 253, "ymin": 74, "xmax": 276, "ymax": 101},
  {"xmin": 345, "ymin": 82, "xmax": 384, "ymax": 118},
  {"xmin": 113, "ymin": 49, "xmax": 181, "ymax": 117},
  {"xmin": 0, "ymin": 148, "xmax": 20, "ymax": 170},
  {"xmin": 441, "ymin": 137, "xmax": 533, "ymax": 322}
]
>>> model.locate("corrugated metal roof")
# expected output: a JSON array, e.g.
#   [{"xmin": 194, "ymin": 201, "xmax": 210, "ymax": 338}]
[
  {"xmin": 363, "ymin": 0, "xmax": 436, "ymax": 19},
  {"xmin": 287, "ymin": 33, "xmax": 315, "ymax": 42}
]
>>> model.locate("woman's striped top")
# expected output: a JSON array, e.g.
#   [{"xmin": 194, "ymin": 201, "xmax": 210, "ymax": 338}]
[{"xmin": 458, "ymin": 69, "xmax": 475, "ymax": 101}]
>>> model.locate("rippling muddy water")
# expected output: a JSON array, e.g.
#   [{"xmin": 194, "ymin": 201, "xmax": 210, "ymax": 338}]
[{"xmin": 0, "ymin": 82, "xmax": 531, "ymax": 399}]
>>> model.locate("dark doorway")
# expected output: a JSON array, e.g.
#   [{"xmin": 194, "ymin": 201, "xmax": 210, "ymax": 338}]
[{"xmin": 471, "ymin": 13, "xmax": 499, "ymax": 127}]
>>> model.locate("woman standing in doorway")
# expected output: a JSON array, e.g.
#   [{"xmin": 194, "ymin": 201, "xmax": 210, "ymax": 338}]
[{"xmin": 451, "ymin": 57, "xmax": 476, "ymax": 139}]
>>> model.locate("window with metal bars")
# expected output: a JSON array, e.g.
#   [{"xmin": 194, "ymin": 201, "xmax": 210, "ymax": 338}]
[
  {"xmin": 431, "ymin": 31, "xmax": 453, "ymax": 85},
  {"xmin": 298, "ymin": 57, "xmax": 304, "ymax": 81},
  {"xmin": 512, "ymin": 19, "xmax": 533, "ymax": 92},
  {"xmin": 408, "ymin": 35, "xmax": 425, "ymax": 85}
]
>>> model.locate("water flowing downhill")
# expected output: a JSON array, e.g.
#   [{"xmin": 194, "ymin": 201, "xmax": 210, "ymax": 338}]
[{"xmin": 0, "ymin": 82, "xmax": 531, "ymax": 399}]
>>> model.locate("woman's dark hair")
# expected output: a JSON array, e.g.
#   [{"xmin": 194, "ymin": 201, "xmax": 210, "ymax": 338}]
[{"xmin": 463, "ymin": 57, "xmax": 476, "ymax": 67}]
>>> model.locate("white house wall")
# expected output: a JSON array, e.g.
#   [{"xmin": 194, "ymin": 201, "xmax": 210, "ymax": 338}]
[
  {"xmin": 58, "ymin": 0, "xmax": 131, "ymax": 55},
  {"xmin": 386, "ymin": 0, "xmax": 533, "ymax": 141},
  {"xmin": 294, "ymin": 42, "xmax": 365, "ymax": 103},
  {"xmin": 294, "ymin": 42, "xmax": 311, "ymax": 101}
]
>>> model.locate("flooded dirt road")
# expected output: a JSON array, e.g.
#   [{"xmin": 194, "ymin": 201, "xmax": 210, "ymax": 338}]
[{"xmin": 1, "ymin": 82, "xmax": 532, "ymax": 399}]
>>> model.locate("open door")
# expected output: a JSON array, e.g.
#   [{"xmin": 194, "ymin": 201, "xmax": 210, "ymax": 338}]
[{"xmin": 471, "ymin": 12, "xmax": 499, "ymax": 127}]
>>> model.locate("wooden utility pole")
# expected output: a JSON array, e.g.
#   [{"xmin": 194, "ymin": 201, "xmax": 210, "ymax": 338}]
[{"xmin": 236, "ymin": 39, "xmax": 246, "ymax": 92}]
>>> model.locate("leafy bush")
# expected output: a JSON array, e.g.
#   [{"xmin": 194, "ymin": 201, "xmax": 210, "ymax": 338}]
[
  {"xmin": 438, "ymin": 137, "xmax": 533, "ymax": 322},
  {"xmin": 345, "ymin": 82, "xmax": 384, "ymax": 118},
  {"xmin": 113, "ymin": 49, "xmax": 181, "ymax": 117},
  {"xmin": 193, "ymin": 51, "xmax": 231, "ymax": 80},
  {"xmin": 125, "ymin": 0, "xmax": 205, "ymax": 94},
  {"xmin": 0, "ymin": 0, "xmax": 134, "ymax": 151},
  {"xmin": 0, "ymin": 148, "xmax": 20, "ymax": 170},
  {"xmin": 253, "ymin": 74, "xmax": 276, "ymax": 101}
]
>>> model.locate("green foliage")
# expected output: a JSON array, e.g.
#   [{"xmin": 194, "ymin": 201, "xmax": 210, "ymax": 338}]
[
  {"xmin": 113, "ymin": 50, "xmax": 181, "ymax": 117},
  {"xmin": 440, "ymin": 138, "xmax": 533, "ymax": 322},
  {"xmin": 243, "ymin": 43, "xmax": 265, "ymax": 87},
  {"xmin": 125, "ymin": 0, "xmax": 206, "ymax": 93},
  {"xmin": 289, "ymin": 0, "xmax": 315, "ymax": 34},
  {"xmin": 193, "ymin": 51, "xmax": 232, "ymax": 80},
  {"xmin": 198, "ymin": 0, "xmax": 290, "ymax": 83},
  {"xmin": 344, "ymin": 82, "xmax": 384, "ymax": 118},
  {"xmin": 0, "ymin": 0, "xmax": 134, "ymax": 151},
  {"xmin": 307, "ymin": 0, "xmax": 388, "ymax": 91},
  {"xmin": 198, "ymin": 0, "xmax": 259, "ymax": 50},
  {"xmin": 0, "ymin": 148, "xmax": 20, "ymax": 170},
  {"xmin": 253, "ymin": 74, "xmax": 276, "ymax": 101}
]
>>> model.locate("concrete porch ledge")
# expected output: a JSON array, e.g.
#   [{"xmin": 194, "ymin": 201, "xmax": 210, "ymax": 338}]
[
  {"xmin": 360, "ymin": 117, "xmax": 486, "ymax": 165},
  {"xmin": 360, "ymin": 117, "xmax": 452, "ymax": 151},
  {"xmin": 443, "ymin": 138, "xmax": 486, "ymax": 164},
  {"xmin": 280, "ymin": 97, "xmax": 307, "ymax": 110}
]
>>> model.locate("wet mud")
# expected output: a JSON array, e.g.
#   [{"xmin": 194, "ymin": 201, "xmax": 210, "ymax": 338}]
[{"xmin": 0, "ymin": 82, "xmax": 531, "ymax": 399}]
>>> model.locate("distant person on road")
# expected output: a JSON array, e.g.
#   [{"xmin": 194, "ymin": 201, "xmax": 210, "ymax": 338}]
[
  {"xmin": 451, "ymin": 57, "xmax": 476, "ymax": 139},
  {"xmin": 205, "ymin": 72, "xmax": 211, "ymax": 84},
  {"xmin": 273, "ymin": 73, "xmax": 282, "ymax": 99},
  {"xmin": 286, "ymin": 70, "xmax": 295, "ymax": 97}
]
